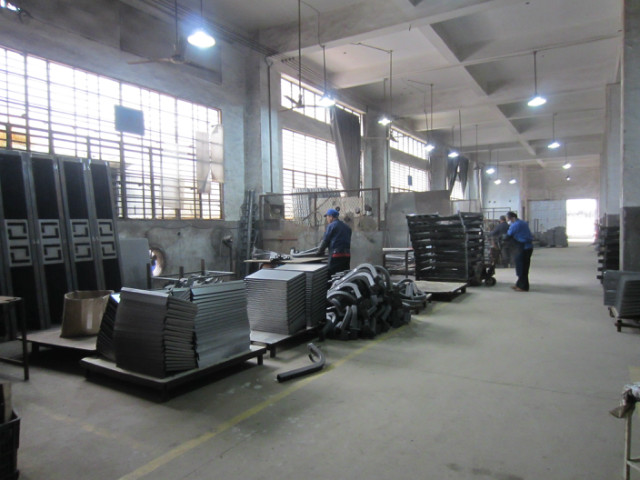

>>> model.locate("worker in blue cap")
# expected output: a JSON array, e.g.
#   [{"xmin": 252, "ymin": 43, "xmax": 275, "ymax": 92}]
[{"xmin": 317, "ymin": 207, "xmax": 352, "ymax": 275}]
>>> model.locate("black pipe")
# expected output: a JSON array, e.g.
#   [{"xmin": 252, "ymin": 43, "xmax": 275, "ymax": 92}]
[{"xmin": 276, "ymin": 343, "xmax": 326, "ymax": 383}]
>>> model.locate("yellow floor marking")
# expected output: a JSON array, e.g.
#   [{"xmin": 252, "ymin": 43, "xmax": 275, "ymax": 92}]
[{"xmin": 118, "ymin": 319, "xmax": 424, "ymax": 480}]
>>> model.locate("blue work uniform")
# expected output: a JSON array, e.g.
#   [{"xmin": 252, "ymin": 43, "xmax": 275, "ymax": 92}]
[
  {"xmin": 506, "ymin": 219, "xmax": 533, "ymax": 291},
  {"xmin": 319, "ymin": 219, "xmax": 352, "ymax": 275}
]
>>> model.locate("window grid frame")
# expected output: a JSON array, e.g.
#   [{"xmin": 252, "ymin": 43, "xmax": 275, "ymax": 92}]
[{"xmin": 0, "ymin": 44, "xmax": 222, "ymax": 220}]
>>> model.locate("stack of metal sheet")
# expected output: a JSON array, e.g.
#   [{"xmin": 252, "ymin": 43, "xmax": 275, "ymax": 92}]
[
  {"xmin": 245, "ymin": 269, "xmax": 306, "ymax": 334},
  {"xmin": 614, "ymin": 274, "xmax": 640, "ymax": 318},
  {"xmin": 113, "ymin": 287, "xmax": 197, "ymax": 378},
  {"xmin": 164, "ymin": 296, "xmax": 198, "ymax": 373},
  {"xmin": 276, "ymin": 264, "xmax": 329, "ymax": 327},
  {"xmin": 96, "ymin": 292, "xmax": 120, "ymax": 362},
  {"xmin": 189, "ymin": 281, "xmax": 250, "ymax": 367}
]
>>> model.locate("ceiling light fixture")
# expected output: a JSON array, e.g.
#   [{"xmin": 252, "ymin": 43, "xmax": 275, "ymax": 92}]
[
  {"xmin": 562, "ymin": 162, "xmax": 572, "ymax": 170},
  {"xmin": 548, "ymin": 112, "xmax": 560, "ymax": 149},
  {"xmin": 378, "ymin": 49, "xmax": 394, "ymax": 126},
  {"xmin": 187, "ymin": 0, "xmax": 215, "ymax": 48},
  {"xmin": 448, "ymin": 150, "xmax": 459, "ymax": 158},
  {"xmin": 561, "ymin": 144, "xmax": 571, "ymax": 169},
  {"xmin": 494, "ymin": 178, "xmax": 502, "ymax": 185},
  {"xmin": 425, "ymin": 83, "xmax": 435, "ymax": 153},
  {"xmin": 509, "ymin": 178, "xmax": 517, "ymax": 184},
  {"xmin": 527, "ymin": 51, "xmax": 546, "ymax": 107},
  {"xmin": 318, "ymin": 45, "xmax": 335, "ymax": 107},
  {"xmin": 566, "ymin": 175, "xmax": 571, "ymax": 181},
  {"xmin": 486, "ymin": 167, "xmax": 495, "ymax": 174}
]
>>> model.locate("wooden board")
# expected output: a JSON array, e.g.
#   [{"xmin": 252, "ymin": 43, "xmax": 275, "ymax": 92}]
[
  {"xmin": 26, "ymin": 327, "xmax": 97, "ymax": 353},
  {"xmin": 80, "ymin": 345, "xmax": 267, "ymax": 398}
]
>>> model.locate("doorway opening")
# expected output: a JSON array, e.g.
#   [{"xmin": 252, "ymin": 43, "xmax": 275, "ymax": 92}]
[{"xmin": 566, "ymin": 198, "xmax": 597, "ymax": 242}]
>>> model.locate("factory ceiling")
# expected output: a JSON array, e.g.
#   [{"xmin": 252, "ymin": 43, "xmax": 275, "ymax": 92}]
[{"xmin": 131, "ymin": 0, "xmax": 622, "ymax": 169}]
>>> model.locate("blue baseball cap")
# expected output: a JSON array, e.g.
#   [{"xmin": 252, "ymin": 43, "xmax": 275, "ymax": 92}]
[{"xmin": 324, "ymin": 208, "xmax": 339, "ymax": 217}]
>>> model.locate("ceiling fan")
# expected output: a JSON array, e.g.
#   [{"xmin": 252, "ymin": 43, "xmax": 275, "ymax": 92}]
[
  {"xmin": 128, "ymin": 0, "xmax": 210, "ymax": 72},
  {"xmin": 280, "ymin": 0, "xmax": 331, "ymax": 112}
]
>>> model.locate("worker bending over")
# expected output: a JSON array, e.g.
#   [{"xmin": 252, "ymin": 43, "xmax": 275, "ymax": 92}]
[{"xmin": 317, "ymin": 208, "xmax": 352, "ymax": 275}]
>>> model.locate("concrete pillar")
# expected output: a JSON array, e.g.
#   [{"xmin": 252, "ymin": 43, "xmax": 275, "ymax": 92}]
[
  {"xmin": 363, "ymin": 112, "xmax": 389, "ymax": 217},
  {"xmin": 430, "ymin": 152, "xmax": 447, "ymax": 190},
  {"xmin": 244, "ymin": 51, "xmax": 275, "ymax": 194},
  {"xmin": 621, "ymin": 0, "xmax": 640, "ymax": 271},
  {"xmin": 601, "ymin": 83, "xmax": 621, "ymax": 216}
]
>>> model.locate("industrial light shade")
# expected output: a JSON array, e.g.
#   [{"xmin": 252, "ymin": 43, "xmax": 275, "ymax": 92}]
[
  {"xmin": 485, "ymin": 167, "xmax": 496, "ymax": 174},
  {"xmin": 494, "ymin": 178, "xmax": 502, "ymax": 185},
  {"xmin": 448, "ymin": 150, "xmax": 459, "ymax": 158},
  {"xmin": 528, "ymin": 95, "xmax": 547, "ymax": 107},
  {"xmin": 188, "ymin": 0, "xmax": 215, "ymax": 48},
  {"xmin": 566, "ymin": 175, "xmax": 571, "ymax": 181},
  {"xmin": 527, "ymin": 51, "xmax": 546, "ymax": 107},
  {"xmin": 378, "ymin": 115, "xmax": 392, "ymax": 126},
  {"xmin": 562, "ymin": 162, "xmax": 572, "ymax": 170},
  {"xmin": 188, "ymin": 29, "xmax": 215, "ymax": 48},
  {"xmin": 425, "ymin": 143, "xmax": 435, "ymax": 152},
  {"xmin": 509, "ymin": 178, "xmax": 517, "ymax": 184},
  {"xmin": 548, "ymin": 140, "xmax": 560, "ymax": 149},
  {"xmin": 318, "ymin": 93, "xmax": 335, "ymax": 107}
]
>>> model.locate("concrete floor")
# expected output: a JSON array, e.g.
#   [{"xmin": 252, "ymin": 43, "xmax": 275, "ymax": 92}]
[{"xmin": 2, "ymin": 244, "xmax": 639, "ymax": 480}]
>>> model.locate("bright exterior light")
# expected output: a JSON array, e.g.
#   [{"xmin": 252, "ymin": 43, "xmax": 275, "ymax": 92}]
[
  {"xmin": 494, "ymin": 178, "xmax": 502, "ymax": 185},
  {"xmin": 566, "ymin": 175, "xmax": 571, "ymax": 181},
  {"xmin": 485, "ymin": 167, "xmax": 496, "ymax": 174},
  {"xmin": 448, "ymin": 150, "xmax": 459, "ymax": 158},
  {"xmin": 188, "ymin": 29, "xmax": 216, "ymax": 48},
  {"xmin": 548, "ymin": 140, "xmax": 560, "ymax": 149},
  {"xmin": 425, "ymin": 143, "xmax": 435, "ymax": 153},
  {"xmin": 509, "ymin": 178, "xmax": 517, "ymax": 184},
  {"xmin": 562, "ymin": 162, "xmax": 572, "ymax": 170},
  {"xmin": 318, "ymin": 94, "xmax": 335, "ymax": 107},
  {"xmin": 528, "ymin": 95, "xmax": 547, "ymax": 107},
  {"xmin": 378, "ymin": 115, "xmax": 392, "ymax": 126}
]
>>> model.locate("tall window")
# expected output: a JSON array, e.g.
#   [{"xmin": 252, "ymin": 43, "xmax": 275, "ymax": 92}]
[
  {"xmin": 390, "ymin": 128, "xmax": 429, "ymax": 160},
  {"xmin": 0, "ymin": 45, "xmax": 222, "ymax": 220},
  {"xmin": 280, "ymin": 76, "xmax": 362, "ymax": 127},
  {"xmin": 390, "ymin": 161, "xmax": 429, "ymax": 192},
  {"xmin": 450, "ymin": 178, "xmax": 464, "ymax": 200},
  {"xmin": 282, "ymin": 129, "xmax": 341, "ymax": 218}
]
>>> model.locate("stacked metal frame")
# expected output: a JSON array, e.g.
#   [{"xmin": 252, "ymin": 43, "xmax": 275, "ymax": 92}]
[
  {"xmin": 276, "ymin": 264, "xmax": 329, "ymax": 327},
  {"xmin": 244, "ymin": 269, "xmax": 306, "ymax": 335},
  {"xmin": 597, "ymin": 225, "xmax": 619, "ymax": 282},
  {"xmin": 406, "ymin": 212, "xmax": 485, "ymax": 283}
]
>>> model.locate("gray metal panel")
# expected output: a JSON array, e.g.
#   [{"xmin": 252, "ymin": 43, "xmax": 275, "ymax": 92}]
[{"xmin": 119, "ymin": 237, "xmax": 149, "ymax": 289}]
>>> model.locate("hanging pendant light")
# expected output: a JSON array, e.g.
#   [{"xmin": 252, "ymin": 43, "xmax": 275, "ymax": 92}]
[
  {"xmin": 188, "ymin": 0, "xmax": 216, "ymax": 48},
  {"xmin": 378, "ymin": 50, "xmax": 393, "ymax": 126},
  {"xmin": 425, "ymin": 83, "xmax": 435, "ymax": 152},
  {"xmin": 318, "ymin": 45, "xmax": 335, "ymax": 107},
  {"xmin": 527, "ymin": 51, "xmax": 546, "ymax": 107},
  {"xmin": 548, "ymin": 112, "xmax": 560, "ymax": 149}
]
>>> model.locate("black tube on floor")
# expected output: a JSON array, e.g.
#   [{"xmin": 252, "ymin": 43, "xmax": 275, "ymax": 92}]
[{"xmin": 276, "ymin": 343, "xmax": 326, "ymax": 383}]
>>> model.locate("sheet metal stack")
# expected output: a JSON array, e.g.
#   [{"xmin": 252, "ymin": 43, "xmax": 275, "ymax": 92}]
[
  {"xmin": 189, "ymin": 281, "xmax": 251, "ymax": 367},
  {"xmin": 96, "ymin": 293, "xmax": 120, "ymax": 362},
  {"xmin": 614, "ymin": 273, "xmax": 640, "ymax": 318},
  {"xmin": 245, "ymin": 269, "xmax": 306, "ymax": 334},
  {"xmin": 276, "ymin": 264, "xmax": 329, "ymax": 327},
  {"xmin": 113, "ymin": 288, "xmax": 197, "ymax": 378}
]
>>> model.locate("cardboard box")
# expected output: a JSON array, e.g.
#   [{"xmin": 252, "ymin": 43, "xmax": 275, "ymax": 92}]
[{"xmin": 60, "ymin": 290, "xmax": 113, "ymax": 338}]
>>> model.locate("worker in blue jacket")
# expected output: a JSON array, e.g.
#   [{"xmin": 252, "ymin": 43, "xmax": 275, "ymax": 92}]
[
  {"xmin": 505, "ymin": 211, "xmax": 533, "ymax": 292},
  {"xmin": 317, "ymin": 208, "xmax": 352, "ymax": 275}
]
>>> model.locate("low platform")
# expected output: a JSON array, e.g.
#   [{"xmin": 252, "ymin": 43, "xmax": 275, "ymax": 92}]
[
  {"xmin": 413, "ymin": 280, "xmax": 467, "ymax": 301},
  {"xmin": 250, "ymin": 327, "xmax": 318, "ymax": 358},
  {"xmin": 26, "ymin": 327, "xmax": 97, "ymax": 354},
  {"xmin": 609, "ymin": 306, "xmax": 640, "ymax": 333},
  {"xmin": 80, "ymin": 345, "xmax": 267, "ymax": 400}
]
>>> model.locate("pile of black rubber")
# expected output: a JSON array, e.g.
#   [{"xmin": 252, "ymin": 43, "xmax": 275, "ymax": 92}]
[{"xmin": 321, "ymin": 264, "xmax": 427, "ymax": 340}]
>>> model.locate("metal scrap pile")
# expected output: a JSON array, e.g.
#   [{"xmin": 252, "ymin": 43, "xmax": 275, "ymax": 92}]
[{"xmin": 322, "ymin": 264, "xmax": 428, "ymax": 340}]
